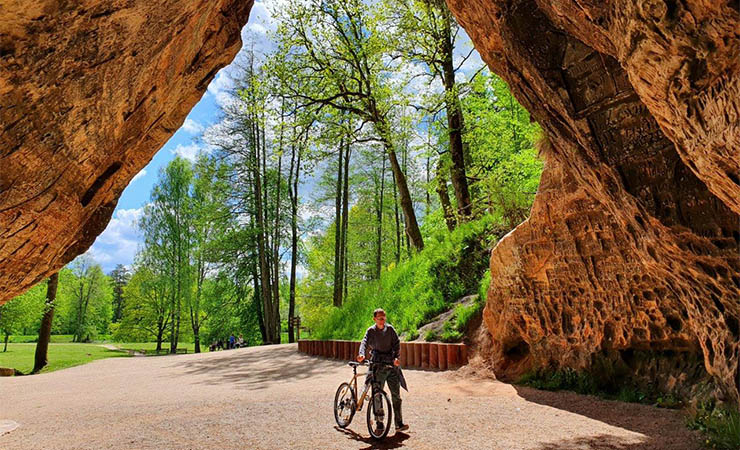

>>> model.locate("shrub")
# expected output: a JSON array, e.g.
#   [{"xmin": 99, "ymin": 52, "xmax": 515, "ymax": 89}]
[
  {"xmin": 312, "ymin": 214, "xmax": 502, "ymax": 340},
  {"xmin": 687, "ymin": 403, "xmax": 740, "ymax": 449}
]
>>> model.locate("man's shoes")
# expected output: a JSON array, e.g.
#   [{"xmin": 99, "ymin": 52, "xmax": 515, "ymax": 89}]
[
  {"xmin": 395, "ymin": 423, "xmax": 409, "ymax": 432},
  {"xmin": 376, "ymin": 421, "xmax": 384, "ymax": 432}
]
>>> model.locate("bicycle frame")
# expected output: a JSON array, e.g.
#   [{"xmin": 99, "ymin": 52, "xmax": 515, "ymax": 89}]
[
  {"xmin": 348, "ymin": 362, "xmax": 394, "ymax": 411},
  {"xmin": 348, "ymin": 365, "xmax": 373, "ymax": 410}
]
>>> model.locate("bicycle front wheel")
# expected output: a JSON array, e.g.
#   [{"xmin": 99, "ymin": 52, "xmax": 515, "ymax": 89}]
[
  {"xmin": 366, "ymin": 389, "xmax": 392, "ymax": 439},
  {"xmin": 334, "ymin": 382, "xmax": 356, "ymax": 428}
]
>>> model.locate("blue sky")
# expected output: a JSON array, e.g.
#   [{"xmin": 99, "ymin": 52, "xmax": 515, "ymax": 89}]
[{"xmin": 85, "ymin": 0, "xmax": 483, "ymax": 274}]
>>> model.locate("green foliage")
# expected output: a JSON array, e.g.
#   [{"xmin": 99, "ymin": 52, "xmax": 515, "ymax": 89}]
[
  {"xmin": 687, "ymin": 403, "xmax": 740, "ymax": 449},
  {"xmin": 423, "ymin": 329, "xmax": 439, "ymax": 342},
  {"xmin": 452, "ymin": 299, "xmax": 483, "ymax": 333},
  {"xmin": 308, "ymin": 214, "xmax": 501, "ymax": 340},
  {"xmin": 462, "ymin": 71, "xmax": 543, "ymax": 226},
  {"xmin": 478, "ymin": 269, "xmax": 490, "ymax": 303},
  {"xmin": 0, "ymin": 282, "xmax": 46, "ymax": 343},
  {"xmin": 518, "ymin": 367, "xmax": 686, "ymax": 411},
  {"xmin": 8, "ymin": 334, "xmax": 75, "ymax": 343},
  {"xmin": 519, "ymin": 368, "xmax": 600, "ymax": 395}
]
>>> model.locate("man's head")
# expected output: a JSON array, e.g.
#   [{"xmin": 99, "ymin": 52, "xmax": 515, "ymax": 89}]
[{"xmin": 373, "ymin": 308, "xmax": 386, "ymax": 329}]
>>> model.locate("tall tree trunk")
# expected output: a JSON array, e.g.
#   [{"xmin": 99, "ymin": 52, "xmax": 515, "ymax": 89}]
[
  {"xmin": 425, "ymin": 151, "xmax": 431, "ymax": 214},
  {"xmin": 439, "ymin": 6, "xmax": 472, "ymax": 220},
  {"xmin": 271, "ymin": 100, "xmax": 286, "ymax": 344},
  {"xmin": 434, "ymin": 2, "xmax": 472, "ymax": 220},
  {"xmin": 252, "ymin": 264, "xmax": 267, "ymax": 343},
  {"xmin": 155, "ymin": 319, "xmax": 164, "ymax": 352},
  {"xmin": 333, "ymin": 136, "xmax": 345, "ymax": 307},
  {"xmin": 436, "ymin": 158, "xmax": 457, "ymax": 231},
  {"xmin": 3, "ymin": 333, "xmax": 8, "ymax": 352},
  {"xmin": 402, "ymin": 138, "xmax": 411, "ymax": 258},
  {"xmin": 341, "ymin": 142, "xmax": 351, "ymax": 301},
  {"xmin": 253, "ymin": 113, "xmax": 273, "ymax": 344},
  {"xmin": 375, "ymin": 156, "xmax": 386, "ymax": 279},
  {"xmin": 169, "ymin": 290, "xmax": 177, "ymax": 353},
  {"xmin": 391, "ymin": 166, "xmax": 401, "ymax": 263},
  {"xmin": 33, "ymin": 273, "xmax": 58, "ymax": 373},
  {"xmin": 384, "ymin": 139, "xmax": 424, "ymax": 251},
  {"xmin": 288, "ymin": 137, "xmax": 302, "ymax": 343}
]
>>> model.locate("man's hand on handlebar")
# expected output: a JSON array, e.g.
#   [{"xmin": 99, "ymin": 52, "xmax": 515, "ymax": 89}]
[
  {"xmin": 393, "ymin": 358, "xmax": 400, "ymax": 367},
  {"xmin": 357, "ymin": 354, "xmax": 365, "ymax": 363}
]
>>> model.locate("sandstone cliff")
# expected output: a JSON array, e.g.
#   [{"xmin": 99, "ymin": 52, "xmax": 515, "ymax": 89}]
[
  {"xmin": 447, "ymin": 0, "xmax": 740, "ymax": 402},
  {"xmin": 0, "ymin": 0, "xmax": 253, "ymax": 301}
]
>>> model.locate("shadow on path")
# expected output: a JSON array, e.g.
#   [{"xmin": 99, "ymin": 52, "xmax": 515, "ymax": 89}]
[
  {"xmin": 513, "ymin": 386, "xmax": 703, "ymax": 450},
  {"xmin": 334, "ymin": 426, "xmax": 409, "ymax": 450},
  {"xmin": 165, "ymin": 345, "xmax": 343, "ymax": 390}
]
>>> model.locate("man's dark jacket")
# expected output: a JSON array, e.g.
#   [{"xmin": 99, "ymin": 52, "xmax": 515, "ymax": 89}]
[{"xmin": 359, "ymin": 323, "xmax": 408, "ymax": 391}]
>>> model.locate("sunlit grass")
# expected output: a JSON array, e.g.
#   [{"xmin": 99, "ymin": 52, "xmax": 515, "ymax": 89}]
[{"xmin": 0, "ymin": 343, "xmax": 129, "ymax": 374}]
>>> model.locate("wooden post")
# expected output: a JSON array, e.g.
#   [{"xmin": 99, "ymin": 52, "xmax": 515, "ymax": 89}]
[
  {"xmin": 413, "ymin": 343, "xmax": 421, "ymax": 368},
  {"xmin": 429, "ymin": 343, "xmax": 439, "ymax": 369},
  {"xmin": 400, "ymin": 343, "xmax": 408, "ymax": 367},
  {"xmin": 447, "ymin": 343, "xmax": 460, "ymax": 368},
  {"xmin": 438, "ymin": 344, "xmax": 447, "ymax": 370},
  {"xmin": 421, "ymin": 343, "xmax": 430, "ymax": 369},
  {"xmin": 460, "ymin": 344, "xmax": 468, "ymax": 365}
]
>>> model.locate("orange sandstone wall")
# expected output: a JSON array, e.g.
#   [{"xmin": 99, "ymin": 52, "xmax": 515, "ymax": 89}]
[
  {"xmin": 0, "ymin": 0, "xmax": 253, "ymax": 301},
  {"xmin": 447, "ymin": 0, "xmax": 740, "ymax": 402}
]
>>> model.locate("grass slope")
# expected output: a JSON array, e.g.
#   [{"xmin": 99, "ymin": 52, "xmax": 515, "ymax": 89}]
[{"xmin": 313, "ymin": 214, "xmax": 502, "ymax": 341}]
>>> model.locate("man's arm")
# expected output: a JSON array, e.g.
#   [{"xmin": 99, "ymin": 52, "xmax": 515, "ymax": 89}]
[{"xmin": 358, "ymin": 328, "xmax": 371, "ymax": 361}]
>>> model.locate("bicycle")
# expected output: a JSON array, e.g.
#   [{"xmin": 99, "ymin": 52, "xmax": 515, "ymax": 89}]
[{"xmin": 333, "ymin": 360, "xmax": 395, "ymax": 439}]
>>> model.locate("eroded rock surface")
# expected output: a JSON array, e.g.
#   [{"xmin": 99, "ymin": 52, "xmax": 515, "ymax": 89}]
[
  {"xmin": 0, "ymin": 0, "xmax": 252, "ymax": 301},
  {"xmin": 447, "ymin": 0, "xmax": 740, "ymax": 402}
]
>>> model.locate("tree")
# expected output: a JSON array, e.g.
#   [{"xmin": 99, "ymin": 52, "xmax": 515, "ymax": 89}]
[
  {"xmin": 32, "ymin": 272, "xmax": 58, "ymax": 373},
  {"xmin": 275, "ymin": 0, "xmax": 424, "ymax": 251},
  {"xmin": 69, "ymin": 256, "xmax": 112, "ymax": 343},
  {"xmin": 117, "ymin": 264, "xmax": 172, "ymax": 349},
  {"xmin": 461, "ymin": 71, "xmax": 542, "ymax": 225},
  {"xmin": 0, "ymin": 282, "xmax": 45, "ymax": 352},
  {"xmin": 387, "ymin": 0, "xmax": 476, "ymax": 221},
  {"xmin": 140, "ymin": 157, "xmax": 194, "ymax": 353},
  {"xmin": 189, "ymin": 155, "xmax": 230, "ymax": 352},
  {"xmin": 109, "ymin": 264, "xmax": 130, "ymax": 323}
]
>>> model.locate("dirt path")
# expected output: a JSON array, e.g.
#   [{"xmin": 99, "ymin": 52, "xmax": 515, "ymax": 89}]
[
  {"xmin": 1, "ymin": 344, "xmax": 701, "ymax": 449},
  {"xmin": 99, "ymin": 344, "xmax": 144, "ymax": 356}
]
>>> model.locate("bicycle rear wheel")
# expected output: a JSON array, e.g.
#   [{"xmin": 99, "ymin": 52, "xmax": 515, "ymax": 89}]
[
  {"xmin": 366, "ymin": 389, "xmax": 392, "ymax": 439},
  {"xmin": 334, "ymin": 382, "xmax": 356, "ymax": 428}
]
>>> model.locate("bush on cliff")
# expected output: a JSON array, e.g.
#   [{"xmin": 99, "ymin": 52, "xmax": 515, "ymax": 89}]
[{"xmin": 310, "ymin": 214, "xmax": 503, "ymax": 340}]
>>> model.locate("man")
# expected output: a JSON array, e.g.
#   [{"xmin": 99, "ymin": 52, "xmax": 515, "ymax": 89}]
[{"xmin": 357, "ymin": 308, "xmax": 409, "ymax": 433}]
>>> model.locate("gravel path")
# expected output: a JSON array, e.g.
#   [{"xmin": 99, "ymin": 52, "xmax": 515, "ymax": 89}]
[{"xmin": 1, "ymin": 343, "xmax": 702, "ymax": 449}]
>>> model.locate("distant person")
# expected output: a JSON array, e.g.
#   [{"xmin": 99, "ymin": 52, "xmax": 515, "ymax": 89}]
[
  {"xmin": 237, "ymin": 335, "xmax": 244, "ymax": 348},
  {"xmin": 357, "ymin": 308, "xmax": 409, "ymax": 433},
  {"xmin": 229, "ymin": 334, "xmax": 236, "ymax": 350}
]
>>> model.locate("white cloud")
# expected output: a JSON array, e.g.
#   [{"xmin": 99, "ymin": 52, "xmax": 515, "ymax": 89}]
[
  {"xmin": 206, "ymin": 69, "xmax": 235, "ymax": 108},
  {"xmin": 172, "ymin": 143, "xmax": 202, "ymax": 162},
  {"xmin": 131, "ymin": 168, "xmax": 147, "ymax": 183},
  {"xmin": 182, "ymin": 118, "xmax": 204, "ymax": 135},
  {"xmin": 85, "ymin": 207, "xmax": 144, "ymax": 273}
]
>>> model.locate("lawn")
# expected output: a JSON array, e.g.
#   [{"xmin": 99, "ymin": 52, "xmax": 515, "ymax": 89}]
[
  {"xmin": 0, "ymin": 334, "xmax": 309, "ymax": 375},
  {"xmin": 0, "ymin": 343, "xmax": 129, "ymax": 374}
]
